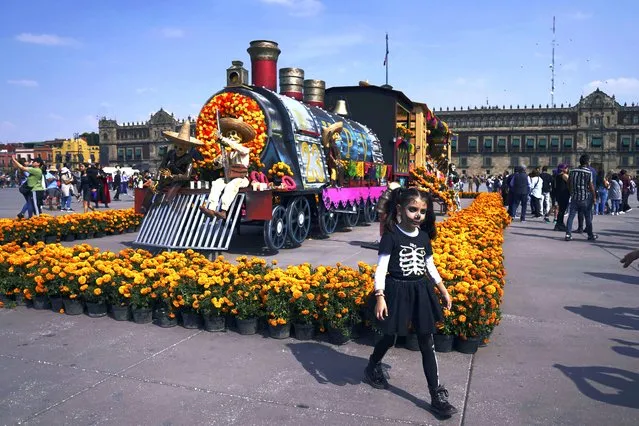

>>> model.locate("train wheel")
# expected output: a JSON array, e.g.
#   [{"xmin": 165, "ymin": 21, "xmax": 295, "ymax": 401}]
[
  {"xmin": 341, "ymin": 202, "xmax": 360, "ymax": 228},
  {"xmin": 286, "ymin": 196, "xmax": 311, "ymax": 247},
  {"xmin": 317, "ymin": 202, "xmax": 338, "ymax": 236},
  {"xmin": 264, "ymin": 205, "xmax": 287, "ymax": 251},
  {"xmin": 361, "ymin": 199, "xmax": 378, "ymax": 225}
]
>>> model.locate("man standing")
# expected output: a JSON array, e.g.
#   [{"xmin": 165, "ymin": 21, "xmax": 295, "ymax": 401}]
[
  {"xmin": 509, "ymin": 165, "xmax": 530, "ymax": 221},
  {"xmin": 113, "ymin": 170, "xmax": 121, "ymax": 201},
  {"xmin": 619, "ymin": 170, "xmax": 632, "ymax": 213},
  {"xmin": 12, "ymin": 156, "xmax": 44, "ymax": 216},
  {"xmin": 565, "ymin": 154, "xmax": 598, "ymax": 241},
  {"xmin": 540, "ymin": 166, "xmax": 553, "ymax": 223}
]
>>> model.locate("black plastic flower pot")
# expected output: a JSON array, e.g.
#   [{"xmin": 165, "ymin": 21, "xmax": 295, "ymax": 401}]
[
  {"xmin": 203, "ymin": 315, "xmax": 225, "ymax": 332},
  {"xmin": 85, "ymin": 301, "xmax": 107, "ymax": 318},
  {"xmin": 268, "ymin": 323, "xmax": 291, "ymax": 339},
  {"xmin": 49, "ymin": 297, "xmax": 64, "ymax": 312},
  {"xmin": 180, "ymin": 310, "xmax": 201, "ymax": 329},
  {"xmin": 434, "ymin": 334, "xmax": 455, "ymax": 353},
  {"xmin": 110, "ymin": 304, "xmax": 130, "ymax": 321},
  {"xmin": 63, "ymin": 298, "xmax": 84, "ymax": 315},
  {"xmin": 293, "ymin": 323, "xmax": 315, "ymax": 341},
  {"xmin": 236, "ymin": 317, "xmax": 258, "ymax": 335},
  {"xmin": 32, "ymin": 295, "xmax": 50, "ymax": 310},
  {"xmin": 454, "ymin": 336, "xmax": 481, "ymax": 354},
  {"xmin": 131, "ymin": 307, "xmax": 152, "ymax": 324}
]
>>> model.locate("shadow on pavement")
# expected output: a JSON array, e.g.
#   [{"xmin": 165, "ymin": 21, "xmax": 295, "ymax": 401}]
[
  {"xmin": 564, "ymin": 305, "xmax": 639, "ymax": 330},
  {"xmin": 554, "ymin": 364, "xmax": 639, "ymax": 409},
  {"xmin": 610, "ymin": 339, "xmax": 639, "ymax": 358},
  {"xmin": 286, "ymin": 342, "xmax": 367, "ymax": 386},
  {"xmin": 584, "ymin": 272, "xmax": 639, "ymax": 286}
]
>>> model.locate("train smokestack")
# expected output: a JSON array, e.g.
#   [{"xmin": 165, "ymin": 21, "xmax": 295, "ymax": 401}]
[
  {"xmin": 279, "ymin": 68, "xmax": 304, "ymax": 100},
  {"xmin": 247, "ymin": 40, "xmax": 281, "ymax": 91},
  {"xmin": 303, "ymin": 79, "xmax": 326, "ymax": 107}
]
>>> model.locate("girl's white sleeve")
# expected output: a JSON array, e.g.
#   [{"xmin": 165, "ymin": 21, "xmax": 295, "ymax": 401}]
[
  {"xmin": 425, "ymin": 255, "xmax": 442, "ymax": 284},
  {"xmin": 374, "ymin": 254, "xmax": 390, "ymax": 291}
]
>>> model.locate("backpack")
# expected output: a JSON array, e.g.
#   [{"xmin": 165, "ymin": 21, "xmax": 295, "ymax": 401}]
[{"xmin": 630, "ymin": 180, "xmax": 637, "ymax": 195}]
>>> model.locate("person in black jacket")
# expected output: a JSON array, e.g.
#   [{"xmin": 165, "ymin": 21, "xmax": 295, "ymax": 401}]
[
  {"xmin": 509, "ymin": 165, "xmax": 531, "ymax": 221},
  {"xmin": 540, "ymin": 166, "xmax": 553, "ymax": 223}
]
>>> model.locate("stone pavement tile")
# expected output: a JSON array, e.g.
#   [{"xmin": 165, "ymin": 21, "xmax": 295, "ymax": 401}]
[
  {"xmin": 0, "ymin": 307, "xmax": 200, "ymax": 373},
  {"xmin": 122, "ymin": 330, "xmax": 469, "ymax": 425},
  {"xmin": 0, "ymin": 356, "xmax": 107, "ymax": 425},
  {"xmin": 465, "ymin": 317, "xmax": 639, "ymax": 426},
  {"xmin": 25, "ymin": 376, "xmax": 412, "ymax": 426}
]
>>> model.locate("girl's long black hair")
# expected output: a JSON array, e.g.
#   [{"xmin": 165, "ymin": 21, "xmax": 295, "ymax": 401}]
[{"xmin": 383, "ymin": 187, "xmax": 437, "ymax": 240}]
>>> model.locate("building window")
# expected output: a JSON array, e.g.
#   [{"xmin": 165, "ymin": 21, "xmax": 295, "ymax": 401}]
[
  {"xmin": 158, "ymin": 145, "xmax": 168, "ymax": 157},
  {"xmin": 593, "ymin": 116, "xmax": 601, "ymax": 126},
  {"xmin": 531, "ymin": 156, "xmax": 539, "ymax": 167},
  {"xmin": 483, "ymin": 157, "xmax": 492, "ymax": 168},
  {"xmin": 621, "ymin": 136, "xmax": 631, "ymax": 152},
  {"xmin": 621, "ymin": 156, "xmax": 630, "ymax": 167},
  {"xmin": 591, "ymin": 137, "xmax": 603, "ymax": 148},
  {"xmin": 633, "ymin": 116, "xmax": 639, "ymax": 124},
  {"xmin": 117, "ymin": 148, "xmax": 125, "ymax": 162},
  {"xmin": 451, "ymin": 139, "xmax": 457, "ymax": 151},
  {"xmin": 468, "ymin": 137, "xmax": 478, "ymax": 152},
  {"xmin": 497, "ymin": 137, "xmax": 507, "ymax": 152},
  {"xmin": 126, "ymin": 148, "xmax": 134, "ymax": 161},
  {"xmin": 539, "ymin": 117, "xmax": 547, "ymax": 126},
  {"xmin": 635, "ymin": 138, "xmax": 639, "ymax": 151},
  {"xmin": 550, "ymin": 156, "xmax": 559, "ymax": 166},
  {"xmin": 483, "ymin": 137, "xmax": 493, "ymax": 152},
  {"xmin": 134, "ymin": 147, "xmax": 142, "ymax": 161},
  {"xmin": 537, "ymin": 137, "xmax": 547, "ymax": 151},
  {"xmin": 550, "ymin": 136, "xmax": 560, "ymax": 151},
  {"xmin": 563, "ymin": 137, "xmax": 573, "ymax": 149},
  {"xmin": 563, "ymin": 155, "xmax": 572, "ymax": 166},
  {"xmin": 511, "ymin": 136, "xmax": 521, "ymax": 151},
  {"xmin": 525, "ymin": 137, "xmax": 535, "ymax": 152},
  {"xmin": 459, "ymin": 157, "xmax": 468, "ymax": 167}
]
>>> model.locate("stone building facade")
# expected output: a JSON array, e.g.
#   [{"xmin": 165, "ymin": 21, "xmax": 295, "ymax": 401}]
[
  {"xmin": 437, "ymin": 89, "xmax": 639, "ymax": 176},
  {"xmin": 98, "ymin": 108, "xmax": 196, "ymax": 171}
]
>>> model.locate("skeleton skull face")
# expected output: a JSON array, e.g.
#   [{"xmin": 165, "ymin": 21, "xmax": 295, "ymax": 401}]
[
  {"xmin": 224, "ymin": 130, "xmax": 243, "ymax": 143},
  {"xmin": 174, "ymin": 143, "xmax": 187, "ymax": 156}
]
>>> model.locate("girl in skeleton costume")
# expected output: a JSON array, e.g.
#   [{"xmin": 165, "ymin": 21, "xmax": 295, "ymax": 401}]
[{"xmin": 365, "ymin": 187, "xmax": 458, "ymax": 418}]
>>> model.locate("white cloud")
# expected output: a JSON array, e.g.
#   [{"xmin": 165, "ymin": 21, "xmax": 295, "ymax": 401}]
[
  {"xmin": 568, "ymin": 11, "xmax": 592, "ymax": 20},
  {"xmin": 15, "ymin": 33, "xmax": 80, "ymax": 47},
  {"xmin": 585, "ymin": 77, "xmax": 639, "ymax": 97},
  {"xmin": 260, "ymin": 0, "xmax": 323, "ymax": 17},
  {"xmin": 0, "ymin": 121, "xmax": 16, "ymax": 131},
  {"xmin": 48, "ymin": 113, "xmax": 64, "ymax": 120},
  {"xmin": 7, "ymin": 79, "xmax": 38, "ymax": 87},
  {"xmin": 287, "ymin": 33, "xmax": 367, "ymax": 61},
  {"xmin": 136, "ymin": 88, "xmax": 157, "ymax": 94},
  {"xmin": 100, "ymin": 102, "xmax": 112, "ymax": 107},
  {"xmin": 160, "ymin": 28, "xmax": 184, "ymax": 38}
]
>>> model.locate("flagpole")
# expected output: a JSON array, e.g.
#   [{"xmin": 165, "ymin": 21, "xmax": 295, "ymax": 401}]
[{"xmin": 385, "ymin": 33, "xmax": 389, "ymax": 85}]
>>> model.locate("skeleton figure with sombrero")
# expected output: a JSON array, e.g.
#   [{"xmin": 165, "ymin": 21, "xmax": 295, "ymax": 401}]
[
  {"xmin": 322, "ymin": 121, "xmax": 345, "ymax": 187},
  {"xmin": 199, "ymin": 116, "xmax": 255, "ymax": 220},
  {"xmin": 142, "ymin": 120, "xmax": 203, "ymax": 211}
]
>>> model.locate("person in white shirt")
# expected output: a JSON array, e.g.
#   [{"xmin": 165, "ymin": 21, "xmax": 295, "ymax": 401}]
[
  {"xmin": 529, "ymin": 169, "xmax": 543, "ymax": 218},
  {"xmin": 59, "ymin": 164, "xmax": 75, "ymax": 211}
]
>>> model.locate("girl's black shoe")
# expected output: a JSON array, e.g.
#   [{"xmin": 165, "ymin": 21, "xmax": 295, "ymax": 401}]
[
  {"xmin": 364, "ymin": 363, "xmax": 389, "ymax": 389},
  {"xmin": 429, "ymin": 385, "xmax": 458, "ymax": 417}
]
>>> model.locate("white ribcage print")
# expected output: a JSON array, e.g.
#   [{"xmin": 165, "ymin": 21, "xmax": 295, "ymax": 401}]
[{"xmin": 398, "ymin": 245, "xmax": 426, "ymax": 276}]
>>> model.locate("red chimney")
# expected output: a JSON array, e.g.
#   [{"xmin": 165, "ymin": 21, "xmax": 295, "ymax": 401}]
[{"xmin": 247, "ymin": 40, "xmax": 281, "ymax": 91}]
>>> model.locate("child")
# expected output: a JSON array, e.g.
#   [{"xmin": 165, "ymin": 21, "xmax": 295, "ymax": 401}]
[{"xmin": 365, "ymin": 187, "xmax": 458, "ymax": 418}]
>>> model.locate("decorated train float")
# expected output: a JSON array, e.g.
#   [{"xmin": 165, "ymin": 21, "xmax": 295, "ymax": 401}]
[{"xmin": 135, "ymin": 40, "xmax": 453, "ymax": 253}]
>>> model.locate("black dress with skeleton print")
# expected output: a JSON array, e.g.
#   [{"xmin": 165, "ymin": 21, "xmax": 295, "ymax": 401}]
[
  {"xmin": 376, "ymin": 227, "xmax": 442, "ymax": 335},
  {"xmin": 379, "ymin": 227, "xmax": 433, "ymax": 280}
]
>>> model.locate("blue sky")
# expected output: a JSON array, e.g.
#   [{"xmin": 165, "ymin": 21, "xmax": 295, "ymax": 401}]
[{"xmin": 2, "ymin": 0, "xmax": 638, "ymax": 143}]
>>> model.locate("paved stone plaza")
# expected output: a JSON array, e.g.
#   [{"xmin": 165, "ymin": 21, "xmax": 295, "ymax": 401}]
[{"xmin": 1, "ymin": 188, "xmax": 637, "ymax": 425}]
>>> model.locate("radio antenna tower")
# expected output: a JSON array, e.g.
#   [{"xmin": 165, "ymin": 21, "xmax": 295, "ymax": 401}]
[{"xmin": 550, "ymin": 16, "xmax": 556, "ymax": 106}]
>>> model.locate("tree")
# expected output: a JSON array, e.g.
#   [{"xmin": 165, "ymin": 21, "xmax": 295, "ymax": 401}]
[{"xmin": 80, "ymin": 132, "xmax": 100, "ymax": 146}]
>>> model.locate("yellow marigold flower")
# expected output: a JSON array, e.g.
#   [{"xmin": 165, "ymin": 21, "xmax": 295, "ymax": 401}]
[
  {"xmin": 93, "ymin": 288, "xmax": 102, "ymax": 296},
  {"xmin": 458, "ymin": 315, "xmax": 467, "ymax": 323}
]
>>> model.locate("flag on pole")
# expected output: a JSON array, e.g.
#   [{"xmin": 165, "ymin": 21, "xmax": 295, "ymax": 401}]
[{"xmin": 383, "ymin": 33, "xmax": 389, "ymax": 66}]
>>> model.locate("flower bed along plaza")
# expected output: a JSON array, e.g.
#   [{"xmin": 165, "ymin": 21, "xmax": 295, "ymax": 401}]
[
  {"xmin": 0, "ymin": 194, "xmax": 509, "ymax": 352},
  {"xmin": 0, "ymin": 209, "xmax": 143, "ymax": 245}
]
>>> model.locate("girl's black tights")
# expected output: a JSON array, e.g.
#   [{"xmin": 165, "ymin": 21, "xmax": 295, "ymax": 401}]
[{"xmin": 369, "ymin": 333, "xmax": 440, "ymax": 388}]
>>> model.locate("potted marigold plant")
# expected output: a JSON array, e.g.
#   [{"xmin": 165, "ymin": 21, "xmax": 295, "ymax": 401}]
[
  {"xmin": 317, "ymin": 266, "xmax": 362, "ymax": 345},
  {"xmin": 127, "ymin": 271, "xmax": 155, "ymax": 324},
  {"xmin": 261, "ymin": 276, "xmax": 292, "ymax": 339},
  {"xmin": 170, "ymin": 267, "xmax": 203, "ymax": 329}
]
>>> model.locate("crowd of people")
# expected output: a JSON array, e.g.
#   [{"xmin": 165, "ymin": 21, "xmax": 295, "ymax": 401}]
[
  {"xmin": 8, "ymin": 156, "xmax": 153, "ymax": 218},
  {"xmin": 495, "ymin": 155, "xmax": 637, "ymax": 241}
]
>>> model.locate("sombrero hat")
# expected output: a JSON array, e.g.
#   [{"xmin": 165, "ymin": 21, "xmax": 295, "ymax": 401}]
[
  {"xmin": 162, "ymin": 120, "xmax": 204, "ymax": 146},
  {"xmin": 322, "ymin": 121, "xmax": 344, "ymax": 148},
  {"xmin": 219, "ymin": 117, "xmax": 256, "ymax": 143}
]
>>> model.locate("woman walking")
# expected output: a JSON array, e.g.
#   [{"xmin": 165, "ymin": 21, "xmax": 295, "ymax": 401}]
[
  {"xmin": 365, "ymin": 187, "xmax": 458, "ymax": 418},
  {"xmin": 608, "ymin": 174, "xmax": 622, "ymax": 215},
  {"xmin": 553, "ymin": 164, "xmax": 570, "ymax": 231}
]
